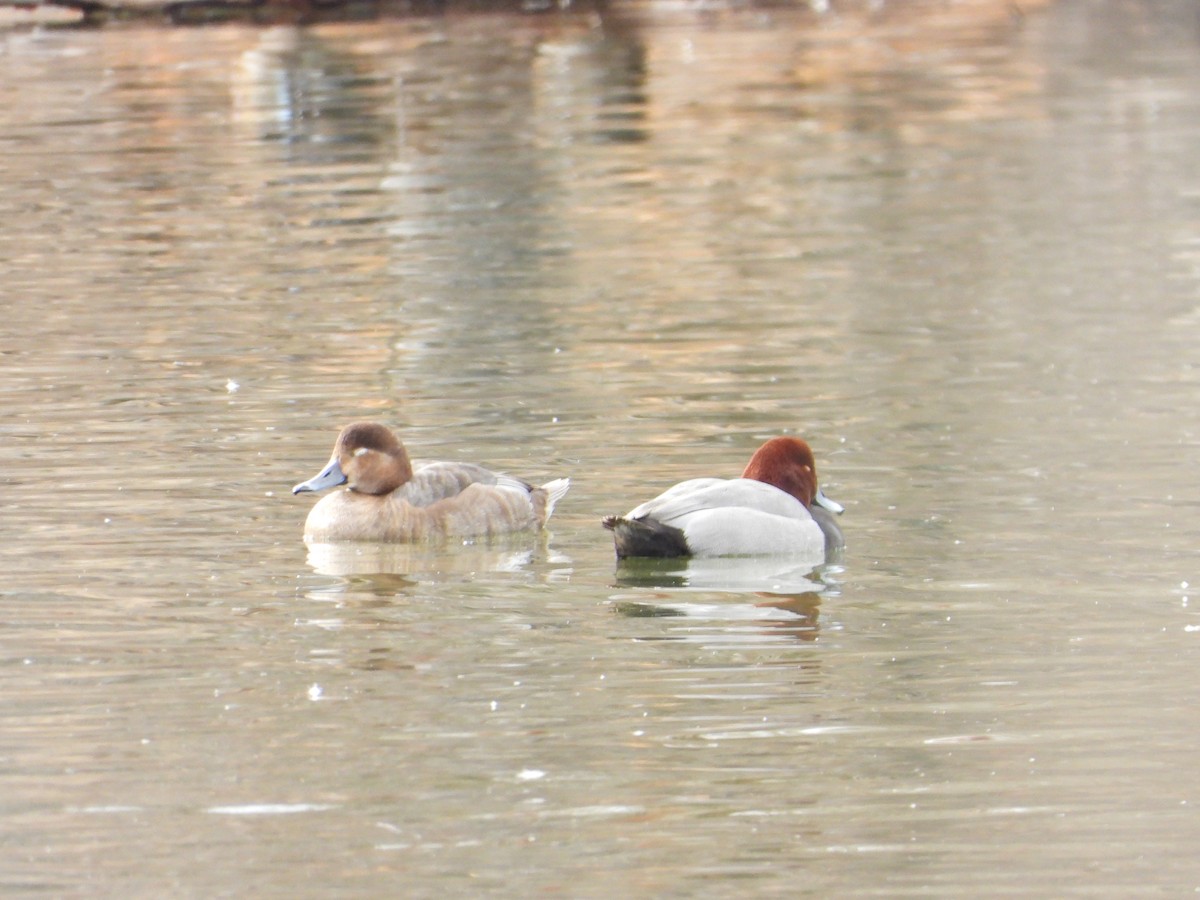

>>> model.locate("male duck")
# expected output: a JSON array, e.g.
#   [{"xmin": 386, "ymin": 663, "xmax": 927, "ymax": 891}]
[
  {"xmin": 602, "ymin": 436, "xmax": 844, "ymax": 559},
  {"xmin": 293, "ymin": 422, "xmax": 570, "ymax": 543}
]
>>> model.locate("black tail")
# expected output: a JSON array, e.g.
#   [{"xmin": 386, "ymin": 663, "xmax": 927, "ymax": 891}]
[{"xmin": 601, "ymin": 515, "xmax": 690, "ymax": 559}]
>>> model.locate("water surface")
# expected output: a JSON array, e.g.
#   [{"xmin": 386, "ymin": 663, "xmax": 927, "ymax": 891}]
[{"xmin": 2, "ymin": 0, "xmax": 1200, "ymax": 894}]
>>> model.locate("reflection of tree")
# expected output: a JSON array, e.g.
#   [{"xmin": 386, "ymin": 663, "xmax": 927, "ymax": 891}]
[{"xmin": 234, "ymin": 28, "xmax": 394, "ymax": 165}]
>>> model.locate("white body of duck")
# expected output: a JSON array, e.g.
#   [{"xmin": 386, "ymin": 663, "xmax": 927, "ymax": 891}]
[
  {"xmin": 602, "ymin": 436, "xmax": 843, "ymax": 559},
  {"xmin": 293, "ymin": 422, "xmax": 569, "ymax": 543}
]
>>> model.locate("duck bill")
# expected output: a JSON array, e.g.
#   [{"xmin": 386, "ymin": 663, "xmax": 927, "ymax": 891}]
[
  {"xmin": 813, "ymin": 487, "xmax": 844, "ymax": 515},
  {"xmin": 292, "ymin": 457, "xmax": 347, "ymax": 494}
]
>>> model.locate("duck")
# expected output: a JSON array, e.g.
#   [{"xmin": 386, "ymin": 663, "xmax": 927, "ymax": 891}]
[
  {"xmin": 292, "ymin": 422, "xmax": 570, "ymax": 543},
  {"xmin": 602, "ymin": 436, "xmax": 843, "ymax": 559}
]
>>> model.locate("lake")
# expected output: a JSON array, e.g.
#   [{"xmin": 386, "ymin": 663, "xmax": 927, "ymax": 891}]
[{"xmin": 2, "ymin": 0, "xmax": 1199, "ymax": 894}]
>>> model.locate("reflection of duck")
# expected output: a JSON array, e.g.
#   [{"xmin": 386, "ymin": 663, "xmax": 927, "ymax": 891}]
[
  {"xmin": 613, "ymin": 591, "xmax": 825, "ymax": 644},
  {"xmin": 602, "ymin": 437, "xmax": 844, "ymax": 560},
  {"xmin": 293, "ymin": 423, "xmax": 569, "ymax": 543},
  {"xmin": 611, "ymin": 554, "xmax": 834, "ymax": 595},
  {"xmin": 302, "ymin": 539, "xmax": 541, "ymax": 578}
]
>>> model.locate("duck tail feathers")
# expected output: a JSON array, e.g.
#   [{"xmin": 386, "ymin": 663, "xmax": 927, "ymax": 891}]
[
  {"xmin": 601, "ymin": 515, "xmax": 690, "ymax": 559},
  {"xmin": 539, "ymin": 478, "xmax": 571, "ymax": 522}
]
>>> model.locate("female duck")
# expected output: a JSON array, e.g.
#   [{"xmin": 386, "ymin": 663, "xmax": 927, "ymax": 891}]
[
  {"xmin": 602, "ymin": 436, "xmax": 843, "ymax": 559},
  {"xmin": 293, "ymin": 422, "xmax": 570, "ymax": 543}
]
